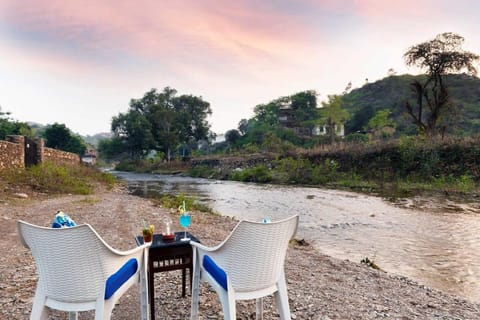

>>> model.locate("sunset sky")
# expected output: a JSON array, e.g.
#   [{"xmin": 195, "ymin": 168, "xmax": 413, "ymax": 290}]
[{"xmin": 1, "ymin": 0, "xmax": 479, "ymax": 136}]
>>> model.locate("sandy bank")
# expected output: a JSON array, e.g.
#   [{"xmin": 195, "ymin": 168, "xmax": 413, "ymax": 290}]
[{"xmin": 1, "ymin": 186, "xmax": 479, "ymax": 319}]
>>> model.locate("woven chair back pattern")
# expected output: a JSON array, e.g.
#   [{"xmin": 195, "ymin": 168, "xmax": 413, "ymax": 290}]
[
  {"xmin": 19, "ymin": 223, "xmax": 110, "ymax": 302},
  {"xmin": 216, "ymin": 215, "xmax": 298, "ymax": 292}
]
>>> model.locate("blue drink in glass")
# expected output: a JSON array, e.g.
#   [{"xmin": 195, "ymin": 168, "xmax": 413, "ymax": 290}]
[
  {"xmin": 179, "ymin": 213, "xmax": 191, "ymax": 241},
  {"xmin": 180, "ymin": 214, "xmax": 191, "ymax": 228}
]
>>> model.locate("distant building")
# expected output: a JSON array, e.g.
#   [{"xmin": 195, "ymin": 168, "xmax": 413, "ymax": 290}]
[
  {"xmin": 313, "ymin": 124, "xmax": 345, "ymax": 137},
  {"xmin": 277, "ymin": 104, "xmax": 344, "ymax": 137},
  {"xmin": 81, "ymin": 147, "xmax": 97, "ymax": 165}
]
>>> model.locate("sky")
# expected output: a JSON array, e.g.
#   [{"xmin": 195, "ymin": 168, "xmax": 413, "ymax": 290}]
[{"xmin": 1, "ymin": 0, "xmax": 479, "ymax": 136}]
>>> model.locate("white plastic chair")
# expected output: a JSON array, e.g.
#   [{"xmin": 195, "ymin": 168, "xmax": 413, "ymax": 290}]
[
  {"xmin": 17, "ymin": 220, "xmax": 151, "ymax": 320},
  {"xmin": 190, "ymin": 214, "xmax": 299, "ymax": 320}
]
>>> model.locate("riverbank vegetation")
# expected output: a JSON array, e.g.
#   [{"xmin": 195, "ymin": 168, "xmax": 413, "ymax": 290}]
[
  {"xmin": 187, "ymin": 135, "xmax": 480, "ymax": 200},
  {"xmin": 0, "ymin": 162, "xmax": 115, "ymax": 197},
  {"xmin": 150, "ymin": 193, "xmax": 213, "ymax": 213}
]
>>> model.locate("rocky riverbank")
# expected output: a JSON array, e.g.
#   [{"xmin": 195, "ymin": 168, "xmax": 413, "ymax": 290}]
[{"xmin": 1, "ymin": 186, "xmax": 479, "ymax": 319}]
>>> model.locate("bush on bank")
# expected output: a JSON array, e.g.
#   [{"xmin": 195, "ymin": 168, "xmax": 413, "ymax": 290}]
[
  {"xmin": 0, "ymin": 162, "xmax": 115, "ymax": 195},
  {"xmin": 150, "ymin": 193, "xmax": 213, "ymax": 213},
  {"xmin": 188, "ymin": 137, "xmax": 480, "ymax": 197},
  {"xmin": 116, "ymin": 158, "xmax": 190, "ymax": 174}
]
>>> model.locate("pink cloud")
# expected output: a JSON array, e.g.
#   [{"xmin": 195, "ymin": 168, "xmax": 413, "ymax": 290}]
[
  {"xmin": 2, "ymin": 0, "xmax": 319, "ymax": 76},
  {"xmin": 351, "ymin": 0, "xmax": 435, "ymax": 18},
  {"xmin": 297, "ymin": 0, "xmax": 437, "ymax": 18}
]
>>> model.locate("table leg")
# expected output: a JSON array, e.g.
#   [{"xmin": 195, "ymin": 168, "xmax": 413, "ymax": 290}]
[
  {"xmin": 182, "ymin": 267, "xmax": 186, "ymax": 297},
  {"xmin": 149, "ymin": 261, "xmax": 155, "ymax": 320},
  {"xmin": 189, "ymin": 265, "xmax": 193, "ymax": 295}
]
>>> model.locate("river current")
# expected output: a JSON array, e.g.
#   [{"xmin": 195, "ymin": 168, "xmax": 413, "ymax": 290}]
[{"xmin": 113, "ymin": 171, "xmax": 480, "ymax": 303}]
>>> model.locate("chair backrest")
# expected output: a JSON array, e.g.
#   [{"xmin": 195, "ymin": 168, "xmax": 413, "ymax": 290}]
[
  {"xmin": 18, "ymin": 220, "xmax": 117, "ymax": 303},
  {"xmin": 213, "ymin": 214, "xmax": 298, "ymax": 292}
]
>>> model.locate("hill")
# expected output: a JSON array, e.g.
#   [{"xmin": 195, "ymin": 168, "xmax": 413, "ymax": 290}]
[
  {"xmin": 82, "ymin": 132, "xmax": 112, "ymax": 147},
  {"xmin": 342, "ymin": 74, "xmax": 480, "ymax": 136},
  {"xmin": 26, "ymin": 121, "xmax": 111, "ymax": 147}
]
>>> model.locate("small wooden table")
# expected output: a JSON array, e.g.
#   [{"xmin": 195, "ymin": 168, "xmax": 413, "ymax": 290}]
[{"xmin": 136, "ymin": 232, "xmax": 200, "ymax": 320}]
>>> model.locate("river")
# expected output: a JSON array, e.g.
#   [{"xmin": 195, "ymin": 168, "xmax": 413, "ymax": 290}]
[{"xmin": 113, "ymin": 171, "xmax": 480, "ymax": 303}]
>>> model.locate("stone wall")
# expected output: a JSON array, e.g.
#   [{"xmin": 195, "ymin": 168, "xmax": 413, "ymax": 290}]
[
  {"xmin": 0, "ymin": 138, "xmax": 24, "ymax": 170},
  {"xmin": 43, "ymin": 147, "xmax": 80, "ymax": 166},
  {"xmin": 0, "ymin": 135, "xmax": 80, "ymax": 170}
]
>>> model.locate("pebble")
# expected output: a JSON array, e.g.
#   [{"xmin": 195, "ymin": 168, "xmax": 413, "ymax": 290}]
[
  {"xmin": 1, "ymin": 188, "xmax": 480, "ymax": 319},
  {"xmin": 14, "ymin": 193, "xmax": 28, "ymax": 198}
]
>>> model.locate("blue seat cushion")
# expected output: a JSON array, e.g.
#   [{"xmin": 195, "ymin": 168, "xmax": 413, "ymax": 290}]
[
  {"xmin": 105, "ymin": 258, "xmax": 138, "ymax": 299},
  {"xmin": 203, "ymin": 255, "xmax": 228, "ymax": 291}
]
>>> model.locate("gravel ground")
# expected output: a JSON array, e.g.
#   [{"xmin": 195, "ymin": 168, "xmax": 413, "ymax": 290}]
[{"xmin": 1, "ymin": 186, "xmax": 479, "ymax": 319}]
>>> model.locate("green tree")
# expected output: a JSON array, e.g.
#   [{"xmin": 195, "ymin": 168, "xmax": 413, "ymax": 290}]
[
  {"xmin": 97, "ymin": 136, "xmax": 126, "ymax": 161},
  {"xmin": 174, "ymin": 94, "xmax": 212, "ymax": 142},
  {"xmin": 247, "ymin": 91, "xmax": 319, "ymax": 145},
  {"xmin": 238, "ymin": 119, "xmax": 249, "ymax": 135},
  {"xmin": 146, "ymin": 95, "xmax": 178, "ymax": 161},
  {"xmin": 0, "ymin": 107, "xmax": 33, "ymax": 139},
  {"xmin": 111, "ymin": 111, "xmax": 154, "ymax": 159},
  {"xmin": 319, "ymin": 95, "xmax": 349, "ymax": 143},
  {"xmin": 111, "ymin": 87, "xmax": 212, "ymax": 161},
  {"xmin": 253, "ymin": 102, "xmax": 281, "ymax": 127},
  {"xmin": 365, "ymin": 109, "xmax": 396, "ymax": 139},
  {"xmin": 42, "ymin": 123, "xmax": 86, "ymax": 155},
  {"xmin": 289, "ymin": 90, "xmax": 318, "ymax": 128},
  {"xmin": 404, "ymin": 32, "xmax": 479, "ymax": 137},
  {"xmin": 225, "ymin": 129, "xmax": 241, "ymax": 145},
  {"xmin": 345, "ymin": 105, "xmax": 375, "ymax": 134},
  {"xmin": 240, "ymin": 123, "xmax": 271, "ymax": 146}
]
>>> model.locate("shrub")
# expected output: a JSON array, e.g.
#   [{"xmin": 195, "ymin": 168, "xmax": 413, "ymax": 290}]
[
  {"xmin": 271, "ymin": 157, "xmax": 341, "ymax": 185},
  {"xmin": 1, "ymin": 162, "xmax": 116, "ymax": 195},
  {"xmin": 272, "ymin": 157, "xmax": 312, "ymax": 184},
  {"xmin": 187, "ymin": 165, "xmax": 216, "ymax": 178},
  {"xmin": 153, "ymin": 194, "xmax": 212, "ymax": 213},
  {"xmin": 431, "ymin": 174, "xmax": 476, "ymax": 193},
  {"xmin": 345, "ymin": 133, "xmax": 369, "ymax": 143},
  {"xmin": 311, "ymin": 159, "xmax": 340, "ymax": 184},
  {"xmin": 230, "ymin": 165, "xmax": 272, "ymax": 183}
]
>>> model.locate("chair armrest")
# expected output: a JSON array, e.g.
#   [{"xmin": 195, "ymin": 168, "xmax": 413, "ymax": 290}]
[
  {"xmin": 190, "ymin": 240, "xmax": 217, "ymax": 253},
  {"xmin": 190, "ymin": 240, "xmax": 227, "ymax": 275},
  {"xmin": 103, "ymin": 242, "xmax": 151, "ymax": 277},
  {"xmin": 202, "ymin": 254, "xmax": 228, "ymax": 291},
  {"xmin": 107, "ymin": 242, "xmax": 151, "ymax": 257},
  {"xmin": 105, "ymin": 258, "xmax": 139, "ymax": 299}
]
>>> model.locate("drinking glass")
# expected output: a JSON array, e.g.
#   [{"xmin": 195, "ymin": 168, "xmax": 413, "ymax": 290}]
[
  {"xmin": 142, "ymin": 224, "xmax": 153, "ymax": 243},
  {"xmin": 179, "ymin": 211, "xmax": 191, "ymax": 241}
]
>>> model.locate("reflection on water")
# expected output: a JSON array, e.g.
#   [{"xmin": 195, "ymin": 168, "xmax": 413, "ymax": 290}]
[{"xmin": 114, "ymin": 171, "xmax": 480, "ymax": 303}]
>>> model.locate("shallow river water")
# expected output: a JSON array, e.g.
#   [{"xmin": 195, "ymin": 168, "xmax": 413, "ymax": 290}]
[{"xmin": 113, "ymin": 171, "xmax": 480, "ymax": 303}]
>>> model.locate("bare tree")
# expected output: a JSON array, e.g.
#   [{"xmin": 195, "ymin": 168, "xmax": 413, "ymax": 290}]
[{"xmin": 404, "ymin": 32, "xmax": 479, "ymax": 137}]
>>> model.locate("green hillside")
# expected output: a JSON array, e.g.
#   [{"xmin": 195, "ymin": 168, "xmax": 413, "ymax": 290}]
[{"xmin": 342, "ymin": 74, "xmax": 480, "ymax": 136}]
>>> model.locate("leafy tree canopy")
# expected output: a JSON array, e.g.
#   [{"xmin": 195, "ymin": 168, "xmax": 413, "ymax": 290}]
[
  {"xmin": 0, "ymin": 107, "xmax": 33, "ymax": 140},
  {"xmin": 403, "ymin": 32, "xmax": 480, "ymax": 137},
  {"xmin": 42, "ymin": 123, "xmax": 87, "ymax": 155},
  {"xmin": 110, "ymin": 87, "xmax": 212, "ymax": 160},
  {"xmin": 404, "ymin": 32, "xmax": 478, "ymax": 76},
  {"xmin": 365, "ymin": 109, "xmax": 396, "ymax": 139},
  {"xmin": 225, "ymin": 129, "xmax": 241, "ymax": 145},
  {"xmin": 319, "ymin": 95, "xmax": 349, "ymax": 143},
  {"xmin": 231, "ymin": 90, "xmax": 321, "ymax": 149}
]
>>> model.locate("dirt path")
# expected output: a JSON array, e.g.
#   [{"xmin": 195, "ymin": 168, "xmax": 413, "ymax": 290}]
[{"xmin": 1, "ymin": 186, "xmax": 479, "ymax": 319}]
